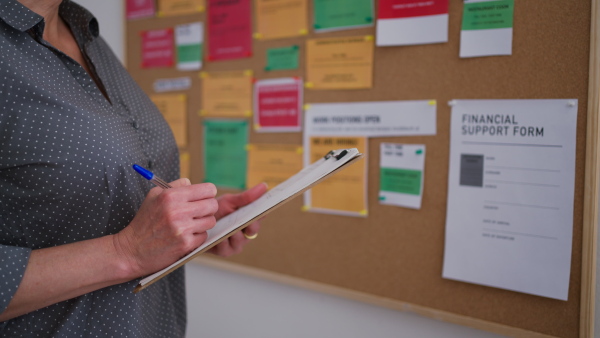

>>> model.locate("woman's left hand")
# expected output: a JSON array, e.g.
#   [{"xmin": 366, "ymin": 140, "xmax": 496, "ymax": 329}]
[{"xmin": 208, "ymin": 183, "xmax": 268, "ymax": 257}]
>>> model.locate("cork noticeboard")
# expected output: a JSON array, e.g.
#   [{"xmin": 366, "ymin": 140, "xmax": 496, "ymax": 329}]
[{"xmin": 125, "ymin": 1, "xmax": 600, "ymax": 337}]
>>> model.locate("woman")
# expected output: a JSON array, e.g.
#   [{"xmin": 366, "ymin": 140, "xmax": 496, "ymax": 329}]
[{"xmin": 0, "ymin": 0, "xmax": 265, "ymax": 336}]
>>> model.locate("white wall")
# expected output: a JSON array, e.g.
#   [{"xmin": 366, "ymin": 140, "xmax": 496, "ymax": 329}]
[
  {"xmin": 81, "ymin": 1, "xmax": 506, "ymax": 337},
  {"xmin": 75, "ymin": 0, "xmax": 124, "ymax": 64}
]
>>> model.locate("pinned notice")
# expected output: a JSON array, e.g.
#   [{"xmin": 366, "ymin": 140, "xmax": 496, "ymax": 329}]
[
  {"xmin": 175, "ymin": 22, "xmax": 203, "ymax": 71},
  {"xmin": 246, "ymin": 144, "xmax": 303, "ymax": 189},
  {"xmin": 207, "ymin": 0, "xmax": 252, "ymax": 61},
  {"xmin": 126, "ymin": 0, "xmax": 155, "ymax": 20},
  {"xmin": 265, "ymin": 45, "xmax": 300, "ymax": 71},
  {"xmin": 460, "ymin": 0, "xmax": 514, "ymax": 58},
  {"xmin": 255, "ymin": 0, "xmax": 308, "ymax": 40},
  {"xmin": 150, "ymin": 94, "xmax": 188, "ymax": 147},
  {"xmin": 304, "ymin": 136, "xmax": 368, "ymax": 217},
  {"xmin": 201, "ymin": 71, "xmax": 253, "ymax": 117},
  {"xmin": 254, "ymin": 78, "xmax": 303, "ymax": 132},
  {"xmin": 141, "ymin": 28, "xmax": 175, "ymax": 68},
  {"xmin": 313, "ymin": 0, "xmax": 374, "ymax": 32},
  {"xmin": 304, "ymin": 100, "xmax": 437, "ymax": 138},
  {"xmin": 376, "ymin": 0, "xmax": 449, "ymax": 46},
  {"xmin": 306, "ymin": 36, "xmax": 374, "ymax": 90},
  {"xmin": 379, "ymin": 143, "xmax": 425, "ymax": 209},
  {"xmin": 157, "ymin": 0, "xmax": 204, "ymax": 16},
  {"xmin": 443, "ymin": 99, "xmax": 577, "ymax": 300},
  {"xmin": 203, "ymin": 120, "xmax": 249, "ymax": 189}
]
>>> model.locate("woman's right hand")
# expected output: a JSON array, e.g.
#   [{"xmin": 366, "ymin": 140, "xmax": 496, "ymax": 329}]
[{"xmin": 113, "ymin": 178, "xmax": 218, "ymax": 278}]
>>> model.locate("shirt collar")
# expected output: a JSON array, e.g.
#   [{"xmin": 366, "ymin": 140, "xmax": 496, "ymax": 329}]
[
  {"xmin": 59, "ymin": 0, "xmax": 99, "ymax": 45},
  {"xmin": 0, "ymin": 0, "xmax": 43, "ymax": 32},
  {"xmin": 0, "ymin": 0, "xmax": 99, "ymax": 43}
]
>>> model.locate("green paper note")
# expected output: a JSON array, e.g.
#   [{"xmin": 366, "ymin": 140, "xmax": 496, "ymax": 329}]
[
  {"xmin": 265, "ymin": 46, "xmax": 299, "ymax": 71},
  {"xmin": 177, "ymin": 43, "xmax": 202, "ymax": 63},
  {"xmin": 380, "ymin": 168, "xmax": 422, "ymax": 196},
  {"xmin": 462, "ymin": 0, "xmax": 514, "ymax": 31},
  {"xmin": 203, "ymin": 120, "xmax": 248, "ymax": 189},
  {"xmin": 313, "ymin": 0, "xmax": 373, "ymax": 32}
]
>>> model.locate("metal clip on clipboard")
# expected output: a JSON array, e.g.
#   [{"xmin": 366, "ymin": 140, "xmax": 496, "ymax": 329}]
[{"xmin": 324, "ymin": 149, "xmax": 349, "ymax": 160}]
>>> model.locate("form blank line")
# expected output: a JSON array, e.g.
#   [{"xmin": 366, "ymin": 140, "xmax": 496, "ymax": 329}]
[
  {"xmin": 483, "ymin": 228, "xmax": 558, "ymax": 240},
  {"xmin": 462, "ymin": 141, "xmax": 562, "ymax": 148},
  {"xmin": 486, "ymin": 165, "xmax": 560, "ymax": 173},
  {"xmin": 484, "ymin": 200, "xmax": 559, "ymax": 210},
  {"xmin": 486, "ymin": 179, "xmax": 559, "ymax": 188}
]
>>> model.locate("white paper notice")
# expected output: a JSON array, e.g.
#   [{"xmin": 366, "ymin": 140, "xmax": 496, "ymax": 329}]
[
  {"xmin": 153, "ymin": 77, "xmax": 192, "ymax": 93},
  {"xmin": 379, "ymin": 143, "xmax": 425, "ymax": 209},
  {"xmin": 175, "ymin": 22, "xmax": 203, "ymax": 71},
  {"xmin": 459, "ymin": 0, "xmax": 514, "ymax": 58},
  {"xmin": 442, "ymin": 99, "xmax": 578, "ymax": 300},
  {"xmin": 304, "ymin": 100, "xmax": 437, "ymax": 138},
  {"xmin": 376, "ymin": 0, "xmax": 449, "ymax": 47}
]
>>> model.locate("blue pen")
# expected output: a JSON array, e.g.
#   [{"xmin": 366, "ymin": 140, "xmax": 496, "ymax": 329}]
[{"xmin": 132, "ymin": 164, "xmax": 172, "ymax": 189}]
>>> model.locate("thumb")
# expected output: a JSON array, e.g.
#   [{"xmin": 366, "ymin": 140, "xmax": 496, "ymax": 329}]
[{"xmin": 235, "ymin": 182, "xmax": 268, "ymax": 206}]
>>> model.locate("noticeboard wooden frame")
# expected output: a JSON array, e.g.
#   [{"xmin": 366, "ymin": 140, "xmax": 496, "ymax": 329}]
[{"xmin": 125, "ymin": 1, "xmax": 600, "ymax": 337}]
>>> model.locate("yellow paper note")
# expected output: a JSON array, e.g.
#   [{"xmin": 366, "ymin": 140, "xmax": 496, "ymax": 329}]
[
  {"xmin": 255, "ymin": 0, "xmax": 308, "ymax": 40},
  {"xmin": 150, "ymin": 94, "xmax": 188, "ymax": 147},
  {"xmin": 180, "ymin": 151, "xmax": 190, "ymax": 179},
  {"xmin": 201, "ymin": 71, "xmax": 253, "ymax": 117},
  {"xmin": 158, "ymin": 0, "xmax": 204, "ymax": 16},
  {"xmin": 308, "ymin": 136, "xmax": 368, "ymax": 215},
  {"xmin": 306, "ymin": 36, "xmax": 374, "ymax": 90},
  {"xmin": 246, "ymin": 144, "xmax": 303, "ymax": 189}
]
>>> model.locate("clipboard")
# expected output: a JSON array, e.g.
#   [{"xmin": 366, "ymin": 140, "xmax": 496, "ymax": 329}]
[{"xmin": 135, "ymin": 148, "xmax": 363, "ymax": 292}]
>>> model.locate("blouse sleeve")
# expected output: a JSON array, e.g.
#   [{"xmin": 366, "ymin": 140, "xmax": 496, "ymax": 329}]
[{"xmin": 0, "ymin": 245, "xmax": 31, "ymax": 316}]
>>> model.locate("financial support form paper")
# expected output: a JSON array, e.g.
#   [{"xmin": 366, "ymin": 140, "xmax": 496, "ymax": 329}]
[{"xmin": 442, "ymin": 99, "xmax": 577, "ymax": 300}]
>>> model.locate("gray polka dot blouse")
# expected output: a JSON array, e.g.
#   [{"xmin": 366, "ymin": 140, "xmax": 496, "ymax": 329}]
[{"xmin": 0, "ymin": 1, "xmax": 187, "ymax": 336}]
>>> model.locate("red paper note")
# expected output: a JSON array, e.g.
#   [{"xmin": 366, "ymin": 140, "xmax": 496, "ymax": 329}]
[
  {"xmin": 126, "ymin": 0, "xmax": 156, "ymax": 20},
  {"xmin": 207, "ymin": 0, "xmax": 252, "ymax": 61},
  {"xmin": 141, "ymin": 28, "xmax": 175, "ymax": 68},
  {"xmin": 254, "ymin": 78, "xmax": 302, "ymax": 132},
  {"xmin": 378, "ymin": 0, "xmax": 448, "ymax": 19}
]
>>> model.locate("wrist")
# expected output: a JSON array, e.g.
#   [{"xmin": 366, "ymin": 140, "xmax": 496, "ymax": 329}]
[{"xmin": 109, "ymin": 232, "xmax": 142, "ymax": 281}]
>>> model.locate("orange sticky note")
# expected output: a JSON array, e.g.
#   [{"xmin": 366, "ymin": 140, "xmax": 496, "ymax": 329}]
[
  {"xmin": 255, "ymin": 0, "xmax": 308, "ymax": 40},
  {"xmin": 201, "ymin": 71, "xmax": 253, "ymax": 117},
  {"xmin": 308, "ymin": 136, "xmax": 368, "ymax": 215},
  {"xmin": 306, "ymin": 36, "xmax": 374, "ymax": 90},
  {"xmin": 158, "ymin": 0, "xmax": 204, "ymax": 16},
  {"xmin": 246, "ymin": 144, "xmax": 304, "ymax": 189},
  {"xmin": 150, "ymin": 94, "xmax": 188, "ymax": 147}
]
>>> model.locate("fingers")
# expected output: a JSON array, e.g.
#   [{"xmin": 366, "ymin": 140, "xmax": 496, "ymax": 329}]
[
  {"xmin": 243, "ymin": 221, "xmax": 260, "ymax": 238},
  {"xmin": 160, "ymin": 182, "xmax": 217, "ymax": 203},
  {"xmin": 226, "ymin": 182, "xmax": 268, "ymax": 207},
  {"xmin": 169, "ymin": 177, "xmax": 192, "ymax": 188}
]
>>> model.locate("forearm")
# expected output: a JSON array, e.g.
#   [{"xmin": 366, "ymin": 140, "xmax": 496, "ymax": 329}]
[{"xmin": 0, "ymin": 234, "xmax": 134, "ymax": 321}]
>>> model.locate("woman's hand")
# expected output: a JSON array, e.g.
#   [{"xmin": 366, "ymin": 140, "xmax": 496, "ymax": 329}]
[
  {"xmin": 209, "ymin": 183, "xmax": 268, "ymax": 257},
  {"xmin": 114, "ymin": 178, "xmax": 219, "ymax": 277}
]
